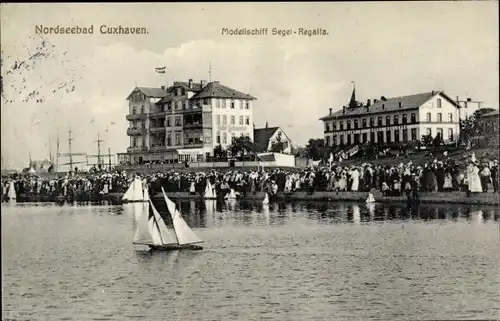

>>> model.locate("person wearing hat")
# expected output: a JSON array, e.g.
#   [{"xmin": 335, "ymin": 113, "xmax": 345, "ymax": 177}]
[{"xmin": 492, "ymin": 160, "xmax": 499, "ymax": 193}]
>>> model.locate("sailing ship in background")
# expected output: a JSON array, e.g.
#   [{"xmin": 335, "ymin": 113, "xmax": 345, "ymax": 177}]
[
  {"xmin": 203, "ymin": 180, "xmax": 217, "ymax": 199},
  {"xmin": 133, "ymin": 187, "xmax": 204, "ymax": 251}
]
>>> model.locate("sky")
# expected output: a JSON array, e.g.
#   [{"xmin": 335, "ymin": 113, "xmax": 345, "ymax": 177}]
[{"xmin": 1, "ymin": 2, "xmax": 498, "ymax": 169}]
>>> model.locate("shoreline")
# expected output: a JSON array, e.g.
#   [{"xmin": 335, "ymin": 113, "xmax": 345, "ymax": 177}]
[{"xmin": 8, "ymin": 191, "xmax": 499, "ymax": 206}]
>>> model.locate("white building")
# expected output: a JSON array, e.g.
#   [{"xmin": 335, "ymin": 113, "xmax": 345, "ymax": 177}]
[
  {"xmin": 320, "ymin": 90, "xmax": 462, "ymax": 147},
  {"xmin": 253, "ymin": 125, "xmax": 293, "ymax": 154},
  {"xmin": 456, "ymin": 97, "xmax": 483, "ymax": 120},
  {"xmin": 119, "ymin": 80, "xmax": 256, "ymax": 164}
]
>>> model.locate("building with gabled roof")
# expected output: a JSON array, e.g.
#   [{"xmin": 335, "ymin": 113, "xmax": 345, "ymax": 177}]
[
  {"xmin": 320, "ymin": 87, "xmax": 461, "ymax": 147},
  {"xmin": 119, "ymin": 79, "xmax": 256, "ymax": 165},
  {"xmin": 253, "ymin": 125, "xmax": 292, "ymax": 154}
]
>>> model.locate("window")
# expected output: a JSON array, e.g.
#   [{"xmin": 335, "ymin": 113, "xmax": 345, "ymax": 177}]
[
  {"xmin": 386, "ymin": 130, "xmax": 391, "ymax": 143},
  {"xmin": 175, "ymin": 116, "xmax": 181, "ymax": 126},
  {"xmin": 175, "ymin": 133, "xmax": 181, "ymax": 145},
  {"xmin": 140, "ymin": 105, "xmax": 144, "ymax": 114},
  {"xmin": 394, "ymin": 115, "xmax": 399, "ymax": 125},
  {"xmin": 426, "ymin": 113, "xmax": 431, "ymax": 122},
  {"xmin": 240, "ymin": 100, "xmax": 243, "ymax": 109},
  {"xmin": 216, "ymin": 99, "xmax": 220, "ymax": 108},
  {"xmin": 354, "ymin": 120, "xmax": 359, "ymax": 129},
  {"xmin": 216, "ymin": 132, "xmax": 221, "ymax": 144},
  {"xmin": 245, "ymin": 116, "xmax": 250, "ymax": 125},
  {"xmin": 132, "ymin": 106, "xmax": 137, "ymax": 115},
  {"xmin": 245, "ymin": 101, "xmax": 250, "ymax": 109},
  {"xmin": 166, "ymin": 117, "xmax": 171, "ymax": 127},
  {"xmin": 231, "ymin": 132, "xmax": 235, "ymax": 142},
  {"xmin": 230, "ymin": 115, "xmax": 235, "ymax": 125},
  {"xmin": 437, "ymin": 98, "xmax": 442, "ymax": 108},
  {"xmin": 340, "ymin": 135, "xmax": 344, "ymax": 145},
  {"xmin": 325, "ymin": 123, "xmax": 330, "ymax": 132},
  {"xmin": 403, "ymin": 129, "xmax": 408, "ymax": 142},
  {"xmin": 166, "ymin": 134, "xmax": 171, "ymax": 146},
  {"xmin": 326, "ymin": 136, "xmax": 330, "ymax": 146},
  {"xmin": 369, "ymin": 117, "xmax": 374, "ymax": 127},
  {"xmin": 216, "ymin": 115, "xmax": 221, "ymax": 125},
  {"xmin": 448, "ymin": 113, "xmax": 453, "ymax": 123},
  {"xmin": 402, "ymin": 114, "xmax": 407, "ymax": 124},
  {"xmin": 184, "ymin": 101, "xmax": 188, "ymax": 110},
  {"xmin": 204, "ymin": 98, "xmax": 209, "ymax": 105},
  {"xmin": 340, "ymin": 121, "xmax": 344, "ymax": 130},
  {"xmin": 362, "ymin": 119, "xmax": 367, "ymax": 128},
  {"xmin": 437, "ymin": 128, "xmax": 443, "ymax": 139},
  {"xmin": 347, "ymin": 120, "xmax": 351, "ymax": 130},
  {"xmin": 133, "ymin": 137, "xmax": 138, "ymax": 147},
  {"xmin": 411, "ymin": 128, "xmax": 417, "ymax": 141},
  {"xmin": 437, "ymin": 113, "xmax": 442, "ymax": 122},
  {"xmin": 222, "ymin": 115, "xmax": 227, "ymax": 125},
  {"xmin": 426, "ymin": 128, "xmax": 432, "ymax": 136},
  {"xmin": 223, "ymin": 132, "xmax": 227, "ymax": 144},
  {"xmin": 332, "ymin": 135, "xmax": 337, "ymax": 145},
  {"xmin": 394, "ymin": 129, "xmax": 400, "ymax": 142},
  {"xmin": 448, "ymin": 128, "xmax": 454, "ymax": 141},
  {"xmin": 222, "ymin": 100, "xmax": 226, "ymax": 108},
  {"xmin": 385, "ymin": 116, "xmax": 390, "ymax": 126},
  {"xmin": 333, "ymin": 122, "xmax": 337, "ymax": 130},
  {"xmin": 230, "ymin": 100, "xmax": 235, "ymax": 109},
  {"xmin": 411, "ymin": 113, "xmax": 416, "ymax": 123},
  {"xmin": 239, "ymin": 116, "xmax": 243, "ymax": 125},
  {"xmin": 377, "ymin": 117, "xmax": 382, "ymax": 126},
  {"xmin": 177, "ymin": 101, "xmax": 182, "ymax": 110}
]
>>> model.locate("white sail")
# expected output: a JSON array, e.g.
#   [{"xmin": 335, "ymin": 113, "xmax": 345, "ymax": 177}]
[
  {"xmin": 204, "ymin": 180, "xmax": 216, "ymax": 199},
  {"xmin": 123, "ymin": 178, "xmax": 144, "ymax": 201},
  {"xmin": 162, "ymin": 188, "xmax": 203, "ymax": 245},
  {"xmin": 365, "ymin": 192, "xmax": 375, "ymax": 203},
  {"xmin": 262, "ymin": 193, "xmax": 269, "ymax": 205},
  {"xmin": 133, "ymin": 202, "xmax": 154, "ymax": 244},
  {"xmin": 148, "ymin": 216, "xmax": 164, "ymax": 245},
  {"xmin": 8, "ymin": 181, "xmax": 16, "ymax": 200},
  {"xmin": 143, "ymin": 186, "xmax": 150, "ymax": 201},
  {"xmin": 149, "ymin": 199, "xmax": 178, "ymax": 245}
]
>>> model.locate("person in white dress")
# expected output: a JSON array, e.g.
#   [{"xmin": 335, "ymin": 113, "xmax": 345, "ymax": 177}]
[
  {"xmin": 467, "ymin": 161, "xmax": 482, "ymax": 193},
  {"xmin": 350, "ymin": 167, "xmax": 360, "ymax": 192}
]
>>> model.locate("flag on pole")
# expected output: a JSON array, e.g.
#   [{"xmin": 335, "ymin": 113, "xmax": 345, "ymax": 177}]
[{"xmin": 155, "ymin": 66, "xmax": 166, "ymax": 74}]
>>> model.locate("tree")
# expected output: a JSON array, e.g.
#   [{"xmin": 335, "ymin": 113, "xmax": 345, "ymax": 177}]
[
  {"xmin": 228, "ymin": 136, "xmax": 254, "ymax": 159},
  {"xmin": 460, "ymin": 108, "xmax": 497, "ymax": 143},
  {"xmin": 292, "ymin": 145, "xmax": 307, "ymax": 158},
  {"xmin": 433, "ymin": 133, "xmax": 443, "ymax": 148},
  {"xmin": 213, "ymin": 144, "xmax": 227, "ymax": 160},
  {"xmin": 305, "ymin": 138, "xmax": 326, "ymax": 160},
  {"xmin": 421, "ymin": 134, "xmax": 433, "ymax": 147},
  {"xmin": 270, "ymin": 132, "xmax": 286, "ymax": 153}
]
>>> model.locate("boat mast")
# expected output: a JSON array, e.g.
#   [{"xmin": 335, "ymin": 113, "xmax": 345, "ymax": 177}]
[
  {"xmin": 95, "ymin": 133, "xmax": 103, "ymax": 167},
  {"xmin": 108, "ymin": 148, "xmax": 112, "ymax": 170},
  {"xmin": 68, "ymin": 126, "xmax": 73, "ymax": 171},
  {"xmin": 56, "ymin": 129, "xmax": 60, "ymax": 172}
]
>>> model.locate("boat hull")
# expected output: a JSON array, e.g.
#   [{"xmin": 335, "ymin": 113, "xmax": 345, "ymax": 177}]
[
  {"xmin": 123, "ymin": 200, "xmax": 148, "ymax": 203},
  {"xmin": 148, "ymin": 244, "xmax": 203, "ymax": 251}
]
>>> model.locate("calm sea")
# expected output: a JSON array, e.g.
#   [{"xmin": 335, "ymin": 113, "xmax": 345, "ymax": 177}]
[{"xmin": 2, "ymin": 200, "xmax": 499, "ymax": 321}]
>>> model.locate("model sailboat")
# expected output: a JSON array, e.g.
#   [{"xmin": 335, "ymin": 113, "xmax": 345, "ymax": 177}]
[
  {"xmin": 133, "ymin": 188, "xmax": 203, "ymax": 251},
  {"xmin": 203, "ymin": 180, "xmax": 217, "ymax": 199},
  {"xmin": 122, "ymin": 177, "xmax": 147, "ymax": 202}
]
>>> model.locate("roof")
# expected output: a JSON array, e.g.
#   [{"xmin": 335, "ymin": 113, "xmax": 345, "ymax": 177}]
[
  {"xmin": 127, "ymin": 87, "xmax": 168, "ymax": 99},
  {"xmin": 481, "ymin": 110, "xmax": 499, "ymax": 118},
  {"xmin": 191, "ymin": 81, "xmax": 256, "ymax": 100},
  {"xmin": 172, "ymin": 81, "xmax": 203, "ymax": 92},
  {"xmin": 253, "ymin": 127, "xmax": 279, "ymax": 152},
  {"xmin": 319, "ymin": 90, "xmax": 458, "ymax": 120}
]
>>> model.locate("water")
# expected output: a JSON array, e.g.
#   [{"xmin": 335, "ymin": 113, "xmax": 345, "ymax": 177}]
[{"xmin": 2, "ymin": 200, "xmax": 499, "ymax": 321}]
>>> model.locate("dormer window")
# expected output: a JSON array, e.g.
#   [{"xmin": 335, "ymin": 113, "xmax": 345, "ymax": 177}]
[{"xmin": 230, "ymin": 100, "xmax": 235, "ymax": 109}]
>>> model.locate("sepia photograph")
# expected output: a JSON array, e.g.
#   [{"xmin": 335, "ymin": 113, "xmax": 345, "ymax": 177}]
[{"xmin": 1, "ymin": 2, "xmax": 499, "ymax": 320}]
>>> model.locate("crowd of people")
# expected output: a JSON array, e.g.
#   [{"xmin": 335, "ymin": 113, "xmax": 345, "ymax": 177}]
[{"xmin": 1, "ymin": 153, "xmax": 498, "ymax": 202}]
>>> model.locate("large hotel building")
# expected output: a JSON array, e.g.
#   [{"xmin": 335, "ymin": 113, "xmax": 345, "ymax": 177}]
[
  {"xmin": 320, "ymin": 89, "xmax": 463, "ymax": 147},
  {"xmin": 118, "ymin": 79, "xmax": 256, "ymax": 164}
]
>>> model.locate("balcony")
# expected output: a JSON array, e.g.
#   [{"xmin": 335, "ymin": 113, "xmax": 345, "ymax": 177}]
[
  {"xmin": 183, "ymin": 122, "xmax": 203, "ymax": 129},
  {"xmin": 150, "ymin": 126, "xmax": 166, "ymax": 134},
  {"xmin": 127, "ymin": 146, "xmax": 147, "ymax": 153},
  {"xmin": 126, "ymin": 114, "xmax": 146, "ymax": 121},
  {"xmin": 183, "ymin": 143, "xmax": 204, "ymax": 149},
  {"xmin": 149, "ymin": 145, "xmax": 167, "ymax": 152},
  {"xmin": 149, "ymin": 110, "xmax": 166, "ymax": 118},
  {"xmin": 127, "ymin": 127, "xmax": 145, "ymax": 136},
  {"xmin": 183, "ymin": 105, "xmax": 212, "ymax": 114}
]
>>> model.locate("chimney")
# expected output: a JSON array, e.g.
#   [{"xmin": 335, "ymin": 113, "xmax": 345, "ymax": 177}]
[
  {"xmin": 188, "ymin": 79, "xmax": 193, "ymax": 88},
  {"xmin": 374, "ymin": 99, "xmax": 378, "ymax": 103},
  {"xmin": 367, "ymin": 99, "xmax": 371, "ymax": 106},
  {"xmin": 342, "ymin": 106, "xmax": 346, "ymax": 114},
  {"xmin": 381, "ymin": 96, "xmax": 387, "ymax": 101},
  {"xmin": 200, "ymin": 80, "xmax": 207, "ymax": 88},
  {"xmin": 431, "ymin": 90, "xmax": 435, "ymax": 95},
  {"xmin": 329, "ymin": 108, "xmax": 333, "ymax": 115},
  {"xmin": 467, "ymin": 97, "xmax": 472, "ymax": 102}
]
